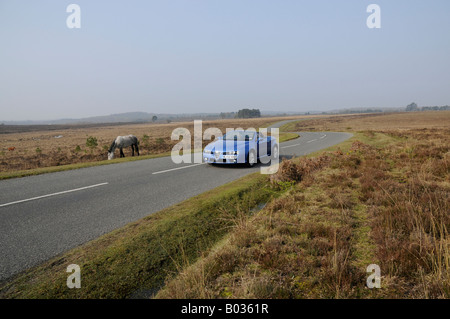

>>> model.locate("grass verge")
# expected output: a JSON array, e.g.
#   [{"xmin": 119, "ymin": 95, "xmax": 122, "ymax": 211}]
[
  {"xmin": 279, "ymin": 120, "xmax": 308, "ymax": 132},
  {"xmin": 278, "ymin": 132, "xmax": 300, "ymax": 143}
]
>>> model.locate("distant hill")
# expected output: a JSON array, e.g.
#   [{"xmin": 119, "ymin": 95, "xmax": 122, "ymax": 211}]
[
  {"xmin": 1, "ymin": 110, "xmax": 305, "ymax": 125},
  {"xmin": 2, "ymin": 112, "xmax": 158, "ymax": 125},
  {"xmin": 66, "ymin": 112, "xmax": 156, "ymax": 124}
]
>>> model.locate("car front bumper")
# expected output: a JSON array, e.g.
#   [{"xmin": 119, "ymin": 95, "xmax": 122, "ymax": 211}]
[{"xmin": 203, "ymin": 151, "xmax": 245, "ymax": 164}]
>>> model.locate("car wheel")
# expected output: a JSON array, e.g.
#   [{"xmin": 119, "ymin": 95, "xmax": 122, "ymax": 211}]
[
  {"xmin": 247, "ymin": 150, "xmax": 257, "ymax": 167},
  {"xmin": 272, "ymin": 145, "xmax": 279, "ymax": 160}
]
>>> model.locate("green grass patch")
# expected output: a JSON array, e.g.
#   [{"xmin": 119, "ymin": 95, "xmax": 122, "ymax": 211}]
[
  {"xmin": 278, "ymin": 132, "xmax": 300, "ymax": 143},
  {"xmin": 279, "ymin": 119, "xmax": 310, "ymax": 132}
]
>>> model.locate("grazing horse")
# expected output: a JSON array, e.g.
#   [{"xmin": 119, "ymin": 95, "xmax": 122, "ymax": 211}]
[
  {"xmin": 8, "ymin": 147, "xmax": 15, "ymax": 152},
  {"xmin": 108, "ymin": 135, "xmax": 139, "ymax": 160}
]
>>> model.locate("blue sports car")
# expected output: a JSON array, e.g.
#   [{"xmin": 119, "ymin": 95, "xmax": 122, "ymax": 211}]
[{"xmin": 203, "ymin": 130, "xmax": 278, "ymax": 166}]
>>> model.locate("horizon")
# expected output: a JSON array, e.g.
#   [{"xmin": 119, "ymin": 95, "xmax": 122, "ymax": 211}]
[
  {"xmin": 1, "ymin": 1, "xmax": 450, "ymax": 121},
  {"xmin": 5, "ymin": 105, "xmax": 449, "ymax": 125}
]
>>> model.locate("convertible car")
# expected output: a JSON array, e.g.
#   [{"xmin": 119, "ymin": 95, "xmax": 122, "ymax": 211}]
[{"xmin": 203, "ymin": 130, "xmax": 278, "ymax": 166}]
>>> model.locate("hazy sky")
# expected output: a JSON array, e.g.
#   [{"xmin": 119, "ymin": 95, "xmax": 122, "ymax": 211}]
[{"xmin": 1, "ymin": 0, "xmax": 449, "ymax": 121}]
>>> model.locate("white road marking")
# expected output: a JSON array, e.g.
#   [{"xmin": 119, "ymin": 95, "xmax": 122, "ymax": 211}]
[
  {"xmin": 152, "ymin": 163, "xmax": 206, "ymax": 175},
  {"xmin": 0, "ymin": 182, "xmax": 109, "ymax": 208},
  {"xmin": 279, "ymin": 134, "xmax": 326, "ymax": 149},
  {"xmin": 281, "ymin": 143, "xmax": 302, "ymax": 149}
]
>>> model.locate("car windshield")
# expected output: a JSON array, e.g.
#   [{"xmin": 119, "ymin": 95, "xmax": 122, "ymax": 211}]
[{"xmin": 223, "ymin": 131, "xmax": 255, "ymax": 141}]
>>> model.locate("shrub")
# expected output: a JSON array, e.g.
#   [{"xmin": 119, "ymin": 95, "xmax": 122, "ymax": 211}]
[
  {"xmin": 270, "ymin": 156, "xmax": 331, "ymax": 189},
  {"xmin": 86, "ymin": 136, "xmax": 98, "ymax": 150},
  {"xmin": 142, "ymin": 134, "xmax": 150, "ymax": 146},
  {"xmin": 270, "ymin": 160, "xmax": 304, "ymax": 187}
]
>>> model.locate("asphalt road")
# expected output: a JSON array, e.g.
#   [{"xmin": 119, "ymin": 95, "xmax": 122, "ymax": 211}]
[{"xmin": 0, "ymin": 121, "xmax": 352, "ymax": 281}]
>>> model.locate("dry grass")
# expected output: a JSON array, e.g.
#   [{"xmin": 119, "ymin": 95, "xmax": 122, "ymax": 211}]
[
  {"xmin": 282, "ymin": 111, "xmax": 450, "ymax": 132},
  {"xmin": 156, "ymin": 111, "xmax": 450, "ymax": 299}
]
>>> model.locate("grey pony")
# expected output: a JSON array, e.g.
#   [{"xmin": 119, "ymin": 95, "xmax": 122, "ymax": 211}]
[{"xmin": 108, "ymin": 135, "xmax": 140, "ymax": 160}]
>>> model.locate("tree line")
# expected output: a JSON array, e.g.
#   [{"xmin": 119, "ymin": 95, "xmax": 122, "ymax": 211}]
[
  {"xmin": 406, "ymin": 102, "xmax": 450, "ymax": 112},
  {"xmin": 219, "ymin": 109, "xmax": 262, "ymax": 119}
]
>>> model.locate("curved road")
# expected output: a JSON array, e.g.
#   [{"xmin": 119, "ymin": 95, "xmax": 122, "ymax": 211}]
[{"xmin": 0, "ymin": 121, "xmax": 352, "ymax": 281}]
